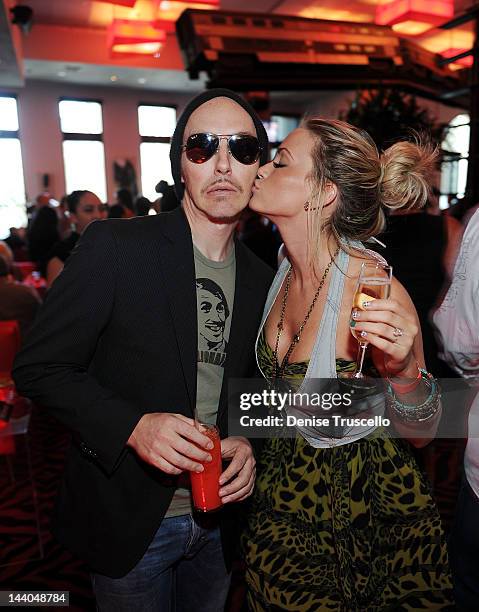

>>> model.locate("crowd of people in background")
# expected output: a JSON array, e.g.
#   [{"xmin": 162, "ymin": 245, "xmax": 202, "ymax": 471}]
[
  {"xmin": 0, "ymin": 183, "xmax": 180, "ymax": 338},
  {"xmin": 1, "ymin": 183, "xmax": 180, "ymax": 281}
]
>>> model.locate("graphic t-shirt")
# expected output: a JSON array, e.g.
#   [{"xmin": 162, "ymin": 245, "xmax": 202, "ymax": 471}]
[{"xmin": 165, "ymin": 243, "xmax": 236, "ymax": 517}]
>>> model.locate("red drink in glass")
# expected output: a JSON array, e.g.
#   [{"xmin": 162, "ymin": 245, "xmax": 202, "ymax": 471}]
[{"xmin": 190, "ymin": 424, "xmax": 222, "ymax": 512}]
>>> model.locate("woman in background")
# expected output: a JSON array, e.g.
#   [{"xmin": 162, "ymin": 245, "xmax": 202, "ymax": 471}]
[{"xmin": 46, "ymin": 190, "xmax": 106, "ymax": 287}]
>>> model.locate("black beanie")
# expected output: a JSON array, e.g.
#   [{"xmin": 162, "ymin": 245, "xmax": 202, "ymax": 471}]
[{"xmin": 170, "ymin": 88, "xmax": 269, "ymax": 200}]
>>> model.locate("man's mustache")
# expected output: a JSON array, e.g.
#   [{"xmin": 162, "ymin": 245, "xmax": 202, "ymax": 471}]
[{"xmin": 201, "ymin": 178, "xmax": 243, "ymax": 195}]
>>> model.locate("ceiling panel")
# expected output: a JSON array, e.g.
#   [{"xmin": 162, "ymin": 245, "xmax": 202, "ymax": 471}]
[
  {"xmin": 26, "ymin": 0, "xmax": 476, "ymax": 25},
  {"xmin": 25, "ymin": 0, "xmax": 477, "ymax": 46},
  {"xmin": 24, "ymin": 58, "xmax": 208, "ymax": 91},
  {"xmin": 13, "ymin": 0, "xmax": 478, "ymax": 92}
]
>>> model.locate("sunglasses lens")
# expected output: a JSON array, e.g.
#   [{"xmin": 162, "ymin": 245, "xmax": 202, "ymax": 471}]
[
  {"xmin": 229, "ymin": 135, "xmax": 261, "ymax": 165},
  {"xmin": 185, "ymin": 133, "xmax": 218, "ymax": 164}
]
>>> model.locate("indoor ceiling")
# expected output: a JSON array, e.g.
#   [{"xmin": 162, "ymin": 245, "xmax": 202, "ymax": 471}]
[
  {"xmin": 25, "ymin": 0, "xmax": 475, "ymax": 34},
  {"xmin": 4, "ymin": 0, "xmax": 478, "ymax": 91}
]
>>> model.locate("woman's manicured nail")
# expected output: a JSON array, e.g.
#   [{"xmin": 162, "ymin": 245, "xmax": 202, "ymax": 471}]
[
  {"xmin": 362, "ymin": 301, "xmax": 371, "ymax": 308},
  {"xmin": 350, "ymin": 320, "xmax": 356, "ymax": 328},
  {"xmin": 360, "ymin": 330, "xmax": 368, "ymax": 338}
]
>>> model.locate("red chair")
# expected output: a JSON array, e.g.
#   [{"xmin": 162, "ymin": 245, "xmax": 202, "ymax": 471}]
[
  {"xmin": 0, "ymin": 419, "xmax": 15, "ymax": 455},
  {"xmin": 0, "ymin": 321, "xmax": 21, "ymax": 457},
  {"xmin": 0, "ymin": 320, "xmax": 21, "ymax": 376},
  {"xmin": 13, "ymin": 261, "xmax": 38, "ymax": 280},
  {"xmin": 0, "ymin": 321, "xmax": 39, "ymax": 545}
]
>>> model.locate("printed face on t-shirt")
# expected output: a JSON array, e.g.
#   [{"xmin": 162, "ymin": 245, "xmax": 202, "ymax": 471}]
[{"xmin": 196, "ymin": 278, "xmax": 230, "ymax": 351}]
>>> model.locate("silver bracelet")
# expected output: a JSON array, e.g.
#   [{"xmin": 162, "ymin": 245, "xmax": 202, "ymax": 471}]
[{"xmin": 386, "ymin": 371, "xmax": 441, "ymax": 423}]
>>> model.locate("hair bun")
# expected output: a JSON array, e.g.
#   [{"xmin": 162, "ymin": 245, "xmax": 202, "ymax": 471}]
[{"xmin": 379, "ymin": 140, "xmax": 438, "ymax": 212}]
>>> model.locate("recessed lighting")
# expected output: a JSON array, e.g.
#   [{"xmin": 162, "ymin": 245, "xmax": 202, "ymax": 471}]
[
  {"xmin": 138, "ymin": 77, "xmax": 147, "ymax": 84},
  {"xmin": 110, "ymin": 75, "xmax": 118, "ymax": 82}
]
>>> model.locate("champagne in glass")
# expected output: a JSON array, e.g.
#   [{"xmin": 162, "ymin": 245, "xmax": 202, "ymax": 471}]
[{"xmin": 348, "ymin": 262, "xmax": 392, "ymax": 378}]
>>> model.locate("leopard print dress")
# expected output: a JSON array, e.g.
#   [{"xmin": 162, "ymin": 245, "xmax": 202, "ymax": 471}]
[{"xmin": 242, "ymin": 331, "xmax": 453, "ymax": 611}]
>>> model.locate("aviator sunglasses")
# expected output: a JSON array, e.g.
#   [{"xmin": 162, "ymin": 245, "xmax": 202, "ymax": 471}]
[{"xmin": 181, "ymin": 132, "xmax": 262, "ymax": 165}]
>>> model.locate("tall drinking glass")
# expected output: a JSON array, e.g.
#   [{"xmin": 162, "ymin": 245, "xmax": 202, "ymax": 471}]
[
  {"xmin": 190, "ymin": 423, "xmax": 223, "ymax": 512},
  {"xmin": 347, "ymin": 261, "xmax": 393, "ymax": 379}
]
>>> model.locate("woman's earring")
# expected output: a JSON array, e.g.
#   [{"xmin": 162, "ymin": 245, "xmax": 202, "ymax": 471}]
[{"xmin": 304, "ymin": 201, "xmax": 310, "ymax": 211}]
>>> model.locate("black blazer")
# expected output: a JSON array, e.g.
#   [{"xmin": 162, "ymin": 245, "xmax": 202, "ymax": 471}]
[{"xmin": 13, "ymin": 207, "xmax": 273, "ymax": 577}]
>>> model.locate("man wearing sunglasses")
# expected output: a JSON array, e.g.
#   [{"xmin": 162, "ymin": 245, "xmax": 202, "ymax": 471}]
[{"xmin": 13, "ymin": 89, "xmax": 272, "ymax": 611}]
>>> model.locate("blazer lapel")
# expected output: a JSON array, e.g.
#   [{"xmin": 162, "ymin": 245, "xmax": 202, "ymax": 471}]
[{"xmin": 155, "ymin": 208, "xmax": 197, "ymax": 416}]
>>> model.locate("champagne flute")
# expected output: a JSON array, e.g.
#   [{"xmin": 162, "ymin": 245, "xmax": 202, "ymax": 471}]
[{"xmin": 348, "ymin": 261, "xmax": 393, "ymax": 379}]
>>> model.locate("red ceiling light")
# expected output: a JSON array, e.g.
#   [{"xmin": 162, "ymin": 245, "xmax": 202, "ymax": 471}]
[
  {"xmin": 99, "ymin": 0, "xmax": 138, "ymax": 7},
  {"xmin": 154, "ymin": 0, "xmax": 220, "ymax": 7},
  {"xmin": 375, "ymin": 0, "xmax": 454, "ymax": 36},
  {"xmin": 107, "ymin": 19, "xmax": 167, "ymax": 57}
]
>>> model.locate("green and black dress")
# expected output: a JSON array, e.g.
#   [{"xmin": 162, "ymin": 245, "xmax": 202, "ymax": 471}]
[{"xmin": 242, "ymin": 330, "xmax": 453, "ymax": 611}]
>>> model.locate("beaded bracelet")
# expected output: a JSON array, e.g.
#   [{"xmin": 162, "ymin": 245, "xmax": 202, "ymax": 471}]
[{"xmin": 386, "ymin": 369, "xmax": 441, "ymax": 423}]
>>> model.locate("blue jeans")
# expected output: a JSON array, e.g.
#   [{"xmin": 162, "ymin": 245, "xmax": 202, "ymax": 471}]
[
  {"xmin": 91, "ymin": 514, "xmax": 231, "ymax": 612},
  {"xmin": 449, "ymin": 479, "xmax": 479, "ymax": 611}
]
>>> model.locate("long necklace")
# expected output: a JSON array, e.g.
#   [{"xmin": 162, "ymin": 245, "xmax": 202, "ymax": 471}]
[{"xmin": 272, "ymin": 247, "xmax": 340, "ymax": 380}]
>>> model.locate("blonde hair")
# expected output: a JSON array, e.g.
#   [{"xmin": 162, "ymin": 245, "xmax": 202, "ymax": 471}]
[{"xmin": 300, "ymin": 117, "xmax": 438, "ymax": 269}]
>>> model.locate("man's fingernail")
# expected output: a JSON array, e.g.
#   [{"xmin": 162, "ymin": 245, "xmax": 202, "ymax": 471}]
[
  {"xmin": 206, "ymin": 442, "xmax": 214, "ymax": 450},
  {"xmin": 195, "ymin": 465, "xmax": 203, "ymax": 473},
  {"xmin": 205, "ymin": 454, "xmax": 212, "ymax": 462}
]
